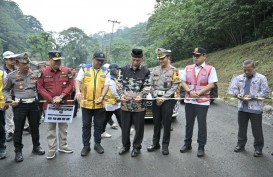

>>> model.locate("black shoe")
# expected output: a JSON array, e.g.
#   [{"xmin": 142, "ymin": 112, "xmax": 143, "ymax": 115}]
[
  {"xmin": 197, "ymin": 147, "xmax": 205, "ymax": 157},
  {"xmin": 32, "ymin": 146, "xmax": 45, "ymax": 155},
  {"xmin": 94, "ymin": 144, "xmax": 104, "ymax": 154},
  {"xmin": 23, "ymin": 127, "xmax": 31, "ymax": 133},
  {"xmin": 119, "ymin": 147, "xmax": 130, "ymax": 155},
  {"xmin": 180, "ymin": 145, "xmax": 192, "ymax": 153},
  {"xmin": 6, "ymin": 133, "xmax": 13, "ymax": 142},
  {"xmin": 0, "ymin": 149, "xmax": 7, "ymax": 159},
  {"xmin": 131, "ymin": 148, "xmax": 140, "ymax": 157},
  {"xmin": 234, "ymin": 146, "xmax": 245, "ymax": 152},
  {"xmin": 81, "ymin": 146, "xmax": 91, "ymax": 156},
  {"xmin": 15, "ymin": 152, "xmax": 23, "ymax": 162},
  {"xmin": 147, "ymin": 144, "xmax": 160, "ymax": 152},
  {"xmin": 253, "ymin": 150, "xmax": 262, "ymax": 157},
  {"xmin": 162, "ymin": 147, "xmax": 169, "ymax": 155}
]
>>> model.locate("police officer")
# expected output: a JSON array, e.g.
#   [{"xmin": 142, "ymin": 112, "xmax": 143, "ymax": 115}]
[
  {"xmin": 0, "ymin": 68, "xmax": 7, "ymax": 159},
  {"xmin": 3, "ymin": 52, "xmax": 45, "ymax": 162},
  {"xmin": 75, "ymin": 51, "xmax": 110, "ymax": 156},
  {"xmin": 147, "ymin": 48, "xmax": 180, "ymax": 155},
  {"xmin": 37, "ymin": 50, "xmax": 74, "ymax": 159},
  {"xmin": 180, "ymin": 47, "xmax": 218, "ymax": 157},
  {"xmin": 118, "ymin": 49, "xmax": 151, "ymax": 157}
]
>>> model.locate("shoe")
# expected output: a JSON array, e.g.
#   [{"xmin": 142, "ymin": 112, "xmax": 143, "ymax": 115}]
[
  {"xmin": 234, "ymin": 146, "xmax": 245, "ymax": 152},
  {"xmin": 15, "ymin": 152, "xmax": 23, "ymax": 162},
  {"xmin": 46, "ymin": 151, "xmax": 56, "ymax": 159},
  {"xmin": 32, "ymin": 146, "xmax": 45, "ymax": 155},
  {"xmin": 130, "ymin": 128, "xmax": 135, "ymax": 135},
  {"xmin": 0, "ymin": 149, "xmax": 7, "ymax": 159},
  {"xmin": 253, "ymin": 150, "xmax": 262, "ymax": 157},
  {"xmin": 197, "ymin": 147, "xmax": 205, "ymax": 157},
  {"xmin": 147, "ymin": 144, "xmax": 160, "ymax": 152},
  {"xmin": 162, "ymin": 147, "xmax": 169, "ymax": 155},
  {"xmin": 94, "ymin": 144, "xmax": 104, "ymax": 154},
  {"xmin": 59, "ymin": 147, "xmax": 74, "ymax": 153},
  {"xmin": 180, "ymin": 145, "xmax": 192, "ymax": 153},
  {"xmin": 111, "ymin": 123, "xmax": 118, "ymax": 129},
  {"xmin": 119, "ymin": 147, "xmax": 130, "ymax": 155},
  {"xmin": 81, "ymin": 146, "xmax": 91, "ymax": 156},
  {"xmin": 6, "ymin": 132, "xmax": 13, "ymax": 142},
  {"xmin": 23, "ymin": 127, "xmax": 31, "ymax": 133},
  {"xmin": 101, "ymin": 132, "xmax": 112, "ymax": 138},
  {"xmin": 131, "ymin": 148, "xmax": 140, "ymax": 157}
]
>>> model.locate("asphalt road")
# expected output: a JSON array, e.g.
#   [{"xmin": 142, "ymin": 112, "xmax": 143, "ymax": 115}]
[{"xmin": 1, "ymin": 102, "xmax": 273, "ymax": 177}]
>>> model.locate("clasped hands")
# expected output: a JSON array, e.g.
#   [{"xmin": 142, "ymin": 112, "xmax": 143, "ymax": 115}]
[
  {"xmin": 120, "ymin": 94, "xmax": 142, "ymax": 103},
  {"xmin": 237, "ymin": 94, "xmax": 253, "ymax": 100},
  {"xmin": 52, "ymin": 96, "xmax": 63, "ymax": 108}
]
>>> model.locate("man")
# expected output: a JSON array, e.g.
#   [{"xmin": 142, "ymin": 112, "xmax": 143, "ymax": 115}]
[
  {"xmin": 180, "ymin": 47, "xmax": 218, "ymax": 157},
  {"xmin": 3, "ymin": 52, "xmax": 45, "ymax": 162},
  {"xmin": 0, "ymin": 68, "xmax": 7, "ymax": 159},
  {"xmin": 1, "ymin": 51, "xmax": 30, "ymax": 142},
  {"xmin": 37, "ymin": 50, "xmax": 74, "ymax": 159},
  {"xmin": 118, "ymin": 49, "xmax": 151, "ymax": 157},
  {"xmin": 102, "ymin": 63, "xmax": 122, "ymax": 138},
  {"xmin": 227, "ymin": 60, "xmax": 268, "ymax": 157},
  {"xmin": 75, "ymin": 51, "xmax": 109, "ymax": 156},
  {"xmin": 147, "ymin": 48, "xmax": 180, "ymax": 155}
]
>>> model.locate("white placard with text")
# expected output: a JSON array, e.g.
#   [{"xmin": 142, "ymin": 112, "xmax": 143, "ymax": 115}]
[{"xmin": 45, "ymin": 104, "xmax": 75, "ymax": 123}]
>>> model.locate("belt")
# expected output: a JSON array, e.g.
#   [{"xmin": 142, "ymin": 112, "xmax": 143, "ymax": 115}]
[{"xmin": 15, "ymin": 97, "xmax": 36, "ymax": 103}]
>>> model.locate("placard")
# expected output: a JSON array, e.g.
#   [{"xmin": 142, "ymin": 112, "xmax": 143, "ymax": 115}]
[{"xmin": 44, "ymin": 104, "xmax": 75, "ymax": 123}]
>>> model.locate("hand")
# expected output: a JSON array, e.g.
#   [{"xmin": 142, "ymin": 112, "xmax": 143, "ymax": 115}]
[
  {"xmin": 156, "ymin": 97, "xmax": 164, "ymax": 106},
  {"xmin": 53, "ymin": 103, "xmax": 61, "ymax": 108},
  {"xmin": 237, "ymin": 94, "xmax": 244, "ymax": 100},
  {"xmin": 120, "ymin": 94, "xmax": 128, "ymax": 103},
  {"xmin": 75, "ymin": 92, "xmax": 82, "ymax": 101},
  {"xmin": 135, "ymin": 95, "xmax": 142, "ymax": 103},
  {"xmin": 190, "ymin": 91, "xmax": 199, "ymax": 98},
  {"xmin": 3, "ymin": 103, "xmax": 9, "ymax": 110},
  {"xmin": 52, "ymin": 96, "xmax": 62, "ymax": 104},
  {"xmin": 10, "ymin": 101, "xmax": 19, "ymax": 108},
  {"xmin": 95, "ymin": 96, "xmax": 103, "ymax": 104}
]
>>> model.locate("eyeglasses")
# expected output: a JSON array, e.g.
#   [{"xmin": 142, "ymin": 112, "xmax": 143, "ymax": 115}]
[{"xmin": 193, "ymin": 54, "xmax": 202, "ymax": 58}]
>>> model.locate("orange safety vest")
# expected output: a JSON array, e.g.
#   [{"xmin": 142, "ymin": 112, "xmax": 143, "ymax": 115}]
[
  {"xmin": 185, "ymin": 64, "xmax": 212, "ymax": 103},
  {"xmin": 80, "ymin": 64, "xmax": 108, "ymax": 109}
]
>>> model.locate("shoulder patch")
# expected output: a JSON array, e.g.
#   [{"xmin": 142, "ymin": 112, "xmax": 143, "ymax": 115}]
[
  {"xmin": 37, "ymin": 72, "xmax": 42, "ymax": 78},
  {"xmin": 68, "ymin": 72, "xmax": 73, "ymax": 79}
]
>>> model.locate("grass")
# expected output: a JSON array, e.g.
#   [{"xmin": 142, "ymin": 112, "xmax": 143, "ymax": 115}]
[{"xmin": 172, "ymin": 37, "xmax": 273, "ymax": 104}]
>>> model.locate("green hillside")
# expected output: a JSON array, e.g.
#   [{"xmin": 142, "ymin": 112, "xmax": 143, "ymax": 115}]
[{"xmin": 172, "ymin": 37, "xmax": 273, "ymax": 98}]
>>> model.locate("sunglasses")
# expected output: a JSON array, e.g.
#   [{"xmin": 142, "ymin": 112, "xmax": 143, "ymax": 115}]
[{"xmin": 193, "ymin": 54, "xmax": 203, "ymax": 58}]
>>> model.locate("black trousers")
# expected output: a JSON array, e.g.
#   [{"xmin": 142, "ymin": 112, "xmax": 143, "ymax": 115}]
[
  {"xmin": 13, "ymin": 102, "xmax": 41, "ymax": 152},
  {"xmin": 184, "ymin": 103, "xmax": 209, "ymax": 148},
  {"xmin": 71, "ymin": 91, "xmax": 78, "ymax": 117},
  {"xmin": 121, "ymin": 110, "xmax": 145, "ymax": 149},
  {"xmin": 81, "ymin": 108, "xmax": 105, "ymax": 146},
  {"xmin": 151, "ymin": 100, "xmax": 176, "ymax": 147},
  {"xmin": 103, "ymin": 108, "xmax": 122, "ymax": 133},
  {"xmin": 237, "ymin": 111, "xmax": 264, "ymax": 150},
  {"xmin": 0, "ymin": 110, "xmax": 5, "ymax": 150}
]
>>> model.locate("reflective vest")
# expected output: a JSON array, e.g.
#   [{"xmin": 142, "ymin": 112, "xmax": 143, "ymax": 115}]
[
  {"xmin": 105, "ymin": 76, "xmax": 118, "ymax": 105},
  {"xmin": 0, "ymin": 69, "xmax": 4, "ymax": 108},
  {"xmin": 185, "ymin": 64, "xmax": 212, "ymax": 103},
  {"xmin": 80, "ymin": 64, "xmax": 108, "ymax": 109}
]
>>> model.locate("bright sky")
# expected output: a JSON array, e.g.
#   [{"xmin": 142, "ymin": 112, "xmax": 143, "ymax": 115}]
[{"xmin": 13, "ymin": 0, "xmax": 156, "ymax": 35}]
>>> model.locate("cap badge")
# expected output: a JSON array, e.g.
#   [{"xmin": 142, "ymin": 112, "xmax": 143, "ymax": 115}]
[
  {"xmin": 23, "ymin": 53, "xmax": 28, "ymax": 59},
  {"xmin": 56, "ymin": 53, "xmax": 59, "ymax": 57}
]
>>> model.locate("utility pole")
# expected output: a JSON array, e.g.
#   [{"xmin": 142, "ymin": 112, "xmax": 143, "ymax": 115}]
[{"xmin": 107, "ymin": 20, "xmax": 120, "ymax": 63}]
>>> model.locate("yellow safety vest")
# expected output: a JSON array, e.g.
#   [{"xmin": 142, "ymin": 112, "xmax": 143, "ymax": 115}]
[
  {"xmin": 80, "ymin": 65, "xmax": 108, "ymax": 109},
  {"xmin": 105, "ymin": 78, "xmax": 118, "ymax": 105},
  {"xmin": 0, "ymin": 70, "xmax": 4, "ymax": 108}
]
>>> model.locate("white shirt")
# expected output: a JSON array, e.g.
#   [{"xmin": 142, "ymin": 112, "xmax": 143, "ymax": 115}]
[{"xmin": 181, "ymin": 62, "xmax": 218, "ymax": 106}]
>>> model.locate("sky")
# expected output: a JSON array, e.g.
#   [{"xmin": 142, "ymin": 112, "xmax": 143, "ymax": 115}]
[{"xmin": 13, "ymin": 0, "xmax": 156, "ymax": 35}]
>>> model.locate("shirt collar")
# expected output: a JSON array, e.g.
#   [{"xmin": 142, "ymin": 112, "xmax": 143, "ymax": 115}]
[{"xmin": 195, "ymin": 62, "xmax": 206, "ymax": 68}]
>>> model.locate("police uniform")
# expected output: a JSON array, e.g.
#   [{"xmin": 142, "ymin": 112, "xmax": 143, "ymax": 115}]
[
  {"xmin": 37, "ymin": 50, "xmax": 74, "ymax": 159},
  {"xmin": 147, "ymin": 48, "xmax": 180, "ymax": 155},
  {"xmin": 117, "ymin": 49, "xmax": 151, "ymax": 157},
  {"xmin": 3, "ymin": 52, "xmax": 45, "ymax": 162}
]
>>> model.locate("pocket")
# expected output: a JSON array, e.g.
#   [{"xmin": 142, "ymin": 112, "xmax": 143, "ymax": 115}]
[{"xmin": 59, "ymin": 77, "xmax": 69, "ymax": 88}]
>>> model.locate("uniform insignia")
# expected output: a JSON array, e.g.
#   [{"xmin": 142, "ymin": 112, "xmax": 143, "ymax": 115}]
[
  {"xmin": 68, "ymin": 73, "xmax": 72, "ymax": 79},
  {"xmin": 37, "ymin": 72, "xmax": 42, "ymax": 78},
  {"xmin": 194, "ymin": 48, "xmax": 198, "ymax": 53},
  {"xmin": 201, "ymin": 71, "xmax": 207, "ymax": 75},
  {"xmin": 45, "ymin": 75, "xmax": 53, "ymax": 78},
  {"xmin": 63, "ymin": 82, "xmax": 66, "ymax": 85},
  {"xmin": 23, "ymin": 53, "xmax": 28, "ymax": 59},
  {"xmin": 100, "ymin": 53, "xmax": 104, "ymax": 57},
  {"xmin": 60, "ymin": 74, "xmax": 67, "ymax": 78},
  {"xmin": 84, "ymin": 73, "xmax": 91, "ymax": 76},
  {"xmin": 56, "ymin": 53, "xmax": 60, "ymax": 57}
]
